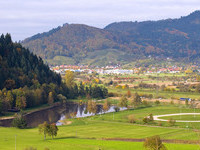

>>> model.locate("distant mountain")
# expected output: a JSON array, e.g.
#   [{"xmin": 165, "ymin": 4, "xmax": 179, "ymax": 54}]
[
  {"xmin": 23, "ymin": 24, "xmax": 128, "ymax": 65},
  {"xmin": 22, "ymin": 11, "xmax": 200, "ymax": 66},
  {"xmin": 105, "ymin": 11, "xmax": 200, "ymax": 59}
]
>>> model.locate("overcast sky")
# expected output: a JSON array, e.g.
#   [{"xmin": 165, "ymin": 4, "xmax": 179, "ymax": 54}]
[{"xmin": 1, "ymin": 0, "xmax": 200, "ymax": 41}]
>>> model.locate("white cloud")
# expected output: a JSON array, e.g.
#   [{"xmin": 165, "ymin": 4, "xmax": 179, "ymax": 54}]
[{"xmin": 0, "ymin": 0, "xmax": 200, "ymax": 41}]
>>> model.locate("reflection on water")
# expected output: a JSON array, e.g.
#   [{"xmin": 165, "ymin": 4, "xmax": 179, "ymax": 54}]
[{"xmin": 56, "ymin": 105, "xmax": 127, "ymax": 125}]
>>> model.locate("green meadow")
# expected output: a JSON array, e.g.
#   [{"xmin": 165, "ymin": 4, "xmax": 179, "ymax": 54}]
[
  {"xmin": 1, "ymin": 105, "xmax": 200, "ymax": 150},
  {"xmin": 0, "ymin": 121, "xmax": 200, "ymax": 150},
  {"xmin": 108, "ymin": 87, "xmax": 200, "ymax": 99}
]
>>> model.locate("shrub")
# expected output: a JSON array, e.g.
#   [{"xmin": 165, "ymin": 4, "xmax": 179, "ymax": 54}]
[
  {"xmin": 70, "ymin": 112, "xmax": 77, "ymax": 118},
  {"xmin": 140, "ymin": 94, "xmax": 153, "ymax": 99},
  {"xmin": 127, "ymin": 90, "xmax": 131, "ymax": 97},
  {"xmin": 149, "ymin": 113, "xmax": 154, "ymax": 122},
  {"xmin": 57, "ymin": 94, "xmax": 67, "ymax": 103},
  {"xmin": 168, "ymin": 118, "xmax": 176, "ymax": 126},
  {"xmin": 131, "ymin": 93, "xmax": 142, "ymax": 108},
  {"xmin": 143, "ymin": 100, "xmax": 150, "ymax": 107},
  {"xmin": 108, "ymin": 92, "xmax": 119, "ymax": 97},
  {"xmin": 118, "ymin": 96, "xmax": 128, "ymax": 107},
  {"xmin": 185, "ymin": 99, "xmax": 189, "ymax": 106},
  {"xmin": 114, "ymin": 106, "xmax": 120, "ymax": 112},
  {"xmin": 144, "ymin": 135, "xmax": 167, "ymax": 150},
  {"xmin": 87, "ymin": 100, "xmax": 97, "ymax": 114},
  {"xmin": 143, "ymin": 117, "xmax": 150, "ymax": 124},
  {"xmin": 12, "ymin": 112, "xmax": 27, "ymax": 129},
  {"xmin": 143, "ymin": 113, "xmax": 154, "ymax": 124},
  {"xmin": 170, "ymin": 100, "xmax": 174, "ymax": 105},
  {"xmin": 86, "ymin": 94, "xmax": 92, "ymax": 100},
  {"xmin": 155, "ymin": 100, "xmax": 160, "ymax": 105},
  {"xmin": 103, "ymin": 100, "xmax": 111, "ymax": 112},
  {"xmin": 128, "ymin": 115, "xmax": 136, "ymax": 123},
  {"xmin": 84, "ymin": 108, "xmax": 88, "ymax": 114},
  {"xmin": 171, "ymin": 96, "xmax": 178, "ymax": 100},
  {"xmin": 158, "ymin": 121, "xmax": 162, "ymax": 126},
  {"xmin": 115, "ymin": 85, "xmax": 122, "ymax": 89},
  {"xmin": 108, "ymin": 92, "xmax": 114, "ymax": 97}
]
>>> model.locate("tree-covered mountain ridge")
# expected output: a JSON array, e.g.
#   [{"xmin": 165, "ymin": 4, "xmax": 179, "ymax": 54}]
[{"xmin": 22, "ymin": 11, "xmax": 200, "ymax": 66}]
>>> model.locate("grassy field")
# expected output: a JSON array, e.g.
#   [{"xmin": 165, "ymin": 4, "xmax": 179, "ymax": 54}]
[
  {"xmin": 99, "ymin": 72, "xmax": 200, "ymax": 100},
  {"xmin": 108, "ymin": 87, "xmax": 200, "ymax": 99},
  {"xmin": 2, "ymin": 105, "xmax": 200, "ymax": 149},
  {"xmin": 91, "ymin": 105, "xmax": 200, "ymax": 129},
  {"xmin": 0, "ymin": 120, "xmax": 200, "ymax": 150}
]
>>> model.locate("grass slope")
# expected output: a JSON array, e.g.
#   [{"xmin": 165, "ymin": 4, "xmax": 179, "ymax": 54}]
[
  {"xmin": 1, "ymin": 105, "xmax": 200, "ymax": 149},
  {"xmin": 0, "ymin": 121, "xmax": 199, "ymax": 150}
]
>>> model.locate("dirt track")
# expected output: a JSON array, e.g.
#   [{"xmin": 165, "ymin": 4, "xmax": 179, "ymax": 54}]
[
  {"xmin": 103, "ymin": 138, "xmax": 200, "ymax": 144},
  {"xmin": 154, "ymin": 113, "xmax": 200, "ymax": 122}
]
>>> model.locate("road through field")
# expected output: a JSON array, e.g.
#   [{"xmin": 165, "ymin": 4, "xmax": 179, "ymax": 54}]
[{"xmin": 154, "ymin": 113, "xmax": 200, "ymax": 122}]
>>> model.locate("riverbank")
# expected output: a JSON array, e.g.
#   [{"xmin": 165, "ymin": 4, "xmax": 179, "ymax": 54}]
[{"xmin": 0, "ymin": 102, "xmax": 65, "ymax": 127}]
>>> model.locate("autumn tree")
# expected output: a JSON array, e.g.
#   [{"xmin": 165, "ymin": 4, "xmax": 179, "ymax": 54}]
[
  {"xmin": 0, "ymin": 99, "xmax": 2, "ymax": 114},
  {"xmin": 16, "ymin": 92, "xmax": 26, "ymax": 110},
  {"xmin": 127, "ymin": 90, "xmax": 131, "ymax": 97},
  {"xmin": 118, "ymin": 96, "xmax": 128, "ymax": 107},
  {"xmin": 4, "ymin": 79, "xmax": 16, "ymax": 90},
  {"xmin": 38, "ymin": 121, "xmax": 50, "ymax": 140},
  {"xmin": 103, "ymin": 99, "xmax": 111, "ymax": 112},
  {"xmin": 12, "ymin": 111, "xmax": 27, "ymax": 129},
  {"xmin": 144, "ymin": 135, "xmax": 167, "ymax": 150},
  {"xmin": 48, "ymin": 92, "xmax": 54, "ymax": 105},
  {"xmin": 65, "ymin": 70, "xmax": 75, "ymax": 88},
  {"xmin": 195, "ymin": 84, "xmax": 200, "ymax": 93},
  {"xmin": 196, "ymin": 75, "xmax": 200, "ymax": 82},
  {"xmin": 87, "ymin": 100, "xmax": 97, "ymax": 114},
  {"xmin": 149, "ymin": 113, "xmax": 154, "ymax": 122},
  {"xmin": 6, "ymin": 90, "xmax": 14, "ymax": 109},
  {"xmin": 57, "ymin": 94, "xmax": 67, "ymax": 103},
  {"xmin": 132, "ymin": 93, "xmax": 142, "ymax": 108},
  {"xmin": 48, "ymin": 123, "xmax": 59, "ymax": 139},
  {"xmin": 78, "ymin": 81, "xmax": 85, "ymax": 96}
]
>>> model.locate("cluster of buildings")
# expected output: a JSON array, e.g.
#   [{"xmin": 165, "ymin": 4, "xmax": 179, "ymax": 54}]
[
  {"xmin": 50, "ymin": 65, "xmax": 134, "ymax": 75},
  {"xmin": 50, "ymin": 64, "xmax": 199, "ymax": 75},
  {"xmin": 146, "ymin": 66, "xmax": 182, "ymax": 74}
]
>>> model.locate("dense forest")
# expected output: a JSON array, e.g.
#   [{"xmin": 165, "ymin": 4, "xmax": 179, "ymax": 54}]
[
  {"xmin": 105, "ymin": 11, "xmax": 200, "ymax": 59},
  {"xmin": 0, "ymin": 34, "xmax": 108, "ymax": 115},
  {"xmin": 22, "ymin": 11, "xmax": 200, "ymax": 66}
]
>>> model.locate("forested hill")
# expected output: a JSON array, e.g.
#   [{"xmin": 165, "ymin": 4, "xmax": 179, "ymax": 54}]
[
  {"xmin": 0, "ymin": 34, "xmax": 61, "ymax": 90},
  {"xmin": 0, "ymin": 34, "xmax": 63, "ymax": 113},
  {"xmin": 105, "ymin": 10, "xmax": 200, "ymax": 59},
  {"xmin": 0, "ymin": 34, "xmax": 108, "ymax": 115},
  {"xmin": 22, "ymin": 24, "xmax": 120, "ymax": 65},
  {"xmin": 22, "ymin": 11, "xmax": 200, "ymax": 66}
]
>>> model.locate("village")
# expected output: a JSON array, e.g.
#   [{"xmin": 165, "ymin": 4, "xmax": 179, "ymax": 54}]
[{"xmin": 50, "ymin": 64, "xmax": 200, "ymax": 75}]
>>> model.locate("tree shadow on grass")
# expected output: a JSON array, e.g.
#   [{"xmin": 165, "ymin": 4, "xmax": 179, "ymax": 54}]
[
  {"xmin": 53, "ymin": 136, "xmax": 97, "ymax": 141},
  {"xmin": 53, "ymin": 136, "xmax": 77, "ymax": 140}
]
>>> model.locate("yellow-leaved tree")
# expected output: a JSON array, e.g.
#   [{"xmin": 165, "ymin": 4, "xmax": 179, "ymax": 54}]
[{"xmin": 65, "ymin": 70, "xmax": 75, "ymax": 88}]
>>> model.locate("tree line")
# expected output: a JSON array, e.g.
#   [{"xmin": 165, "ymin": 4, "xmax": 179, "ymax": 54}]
[{"xmin": 0, "ymin": 34, "xmax": 108, "ymax": 115}]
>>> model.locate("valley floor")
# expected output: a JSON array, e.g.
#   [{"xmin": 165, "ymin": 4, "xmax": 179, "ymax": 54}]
[{"xmin": 1, "ymin": 105, "xmax": 200, "ymax": 150}]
